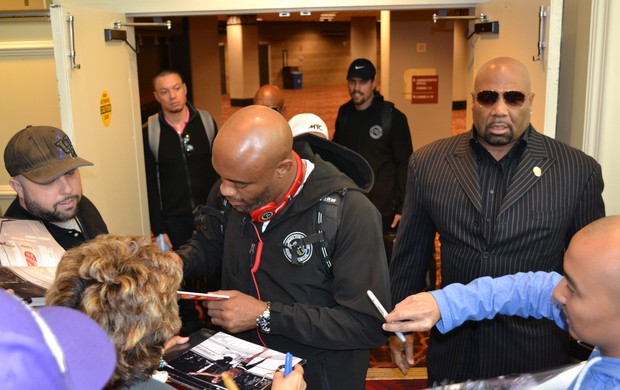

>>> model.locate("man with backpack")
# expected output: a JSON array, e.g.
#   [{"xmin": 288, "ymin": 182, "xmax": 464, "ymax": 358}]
[
  {"xmin": 143, "ymin": 69, "xmax": 218, "ymax": 250},
  {"xmin": 143, "ymin": 70, "xmax": 218, "ymax": 335},
  {"xmin": 334, "ymin": 58, "xmax": 413, "ymax": 235},
  {"xmin": 177, "ymin": 105, "xmax": 390, "ymax": 390}
]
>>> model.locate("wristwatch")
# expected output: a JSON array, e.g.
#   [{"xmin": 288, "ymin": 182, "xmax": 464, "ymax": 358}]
[{"xmin": 256, "ymin": 301, "xmax": 271, "ymax": 334}]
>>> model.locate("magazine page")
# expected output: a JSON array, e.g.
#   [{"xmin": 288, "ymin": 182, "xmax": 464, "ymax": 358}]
[
  {"xmin": 162, "ymin": 330, "xmax": 303, "ymax": 390},
  {"xmin": 0, "ymin": 218, "xmax": 65, "ymax": 266}
]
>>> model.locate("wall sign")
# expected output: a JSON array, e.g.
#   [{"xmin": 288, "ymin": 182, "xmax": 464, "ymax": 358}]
[
  {"xmin": 411, "ymin": 75, "xmax": 438, "ymax": 104},
  {"xmin": 100, "ymin": 91, "xmax": 112, "ymax": 127}
]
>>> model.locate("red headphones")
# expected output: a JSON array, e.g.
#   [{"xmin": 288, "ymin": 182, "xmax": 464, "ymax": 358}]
[{"xmin": 249, "ymin": 151, "xmax": 304, "ymax": 223}]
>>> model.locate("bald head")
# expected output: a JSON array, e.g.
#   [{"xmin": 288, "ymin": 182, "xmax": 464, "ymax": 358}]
[
  {"xmin": 471, "ymin": 57, "xmax": 534, "ymax": 160},
  {"xmin": 215, "ymin": 105, "xmax": 292, "ymax": 165},
  {"xmin": 474, "ymin": 57, "xmax": 531, "ymax": 92},
  {"xmin": 213, "ymin": 105, "xmax": 297, "ymax": 213},
  {"xmin": 564, "ymin": 216, "xmax": 620, "ymax": 314},
  {"xmin": 253, "ymin": 85, "xmax": 284, "ymax": 112},
  {"xmin": 569, "ymin": 216, "xmax": 620, "ymax": 307}
]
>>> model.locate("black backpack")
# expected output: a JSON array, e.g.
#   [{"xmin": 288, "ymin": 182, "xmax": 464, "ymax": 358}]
[{"xmin": 194, "ymin": 189, "xmax": 349, "ymax": 277}]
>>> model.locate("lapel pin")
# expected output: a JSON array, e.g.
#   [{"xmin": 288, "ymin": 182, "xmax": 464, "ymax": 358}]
[{"xmin": 533, "ymin": 166, "xmax": 542, "ymax": 177}]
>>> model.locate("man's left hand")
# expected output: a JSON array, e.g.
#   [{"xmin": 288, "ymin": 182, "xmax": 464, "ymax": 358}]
[{"xmin": 205, "ymin": 290, "xmax": 267, "ymax": 334}]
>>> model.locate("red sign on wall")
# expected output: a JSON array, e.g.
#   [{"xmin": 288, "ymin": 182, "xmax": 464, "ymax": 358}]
[{"xmin": 411, "ymin": 75, "xmax": 438, "ymax": 104}]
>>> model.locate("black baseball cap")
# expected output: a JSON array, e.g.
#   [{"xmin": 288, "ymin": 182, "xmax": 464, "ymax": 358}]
[
  {"xmin": 346, "ymin": 58, "xmax": 376, "ymax": 80},
  {"xmin": 4, "ymin": 125, "xmax": 93, "ymax": 184}
]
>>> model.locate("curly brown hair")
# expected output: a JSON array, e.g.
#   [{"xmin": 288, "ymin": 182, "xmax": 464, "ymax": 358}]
[{"xmin": 45, "ymin": 234, "xmax": 182, "ymax": 387}]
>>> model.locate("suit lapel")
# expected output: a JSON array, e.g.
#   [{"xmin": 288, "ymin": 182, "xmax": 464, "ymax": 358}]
[
  {"xmin": 446, "ymin": 134, "xmax": 482, "ymax": 213},
  {"xmin": 499, "ymin": 128, "xmax": 554, "ymax": 215}
]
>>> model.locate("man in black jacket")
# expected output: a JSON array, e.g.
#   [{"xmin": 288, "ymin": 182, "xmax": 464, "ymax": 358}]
[
  {"xmin": 143, "ymin": 69, "xmax": 218, "ymax": 250},
  {"xmin": 389, "ymin": 57, "xmax": 605, "ymax": 385},
  {"xmin": 178, "ymin": 105, "xmax": 390, "ymax": 389},
  {"xmin": 3, "ymin": 125, "xmax": 107, "ymax": 250},
  {"xmin": 334, "ymin": 58, "xmax": 413, "ymax": 233}
]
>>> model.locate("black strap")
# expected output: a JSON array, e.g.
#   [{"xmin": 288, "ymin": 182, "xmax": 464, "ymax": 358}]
[{"xmin": 381, "ymin": 101, "xmax": 394, "ymax": 138}]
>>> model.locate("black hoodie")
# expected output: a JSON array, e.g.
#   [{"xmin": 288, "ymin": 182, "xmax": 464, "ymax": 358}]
[{"xmin": 179, "ymin": 137, "xmax": 390, "ymax": 389}]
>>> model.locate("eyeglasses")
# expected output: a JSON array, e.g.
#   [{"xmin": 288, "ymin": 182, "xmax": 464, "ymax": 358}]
[
  {"xmin": 476, "ymin": 90, "xmax": 528, "ymax": 108},
  {"xmin": 182, "ymin": 134, "xmax": 194, "ymax": 156}
]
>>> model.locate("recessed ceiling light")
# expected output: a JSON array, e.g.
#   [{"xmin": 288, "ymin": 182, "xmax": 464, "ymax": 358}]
[
  {"xmin": 279, "ymin": 12, "xmax": 290, "ymax": 17},
  {"xmin": 319, "ymin": 12, "xmax": 337, "ymax": 21},
  {"xmin": 300, "ymin": 11, "xmax": 311, "ymax": 16}
]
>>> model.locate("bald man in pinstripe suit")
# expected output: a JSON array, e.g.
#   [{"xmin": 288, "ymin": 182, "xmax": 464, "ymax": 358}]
[{"xmin": 389, "ymin": 57, "xmax": 605, "ymax": 385}]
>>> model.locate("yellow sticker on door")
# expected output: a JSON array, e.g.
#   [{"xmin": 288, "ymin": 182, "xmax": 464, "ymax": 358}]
[{"xmin": 100, "ymin": 91, "xmax": 112, "ymax": 127}]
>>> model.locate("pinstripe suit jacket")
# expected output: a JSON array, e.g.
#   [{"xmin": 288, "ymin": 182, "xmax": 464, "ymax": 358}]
[{"xmin": 390, "ymin": 126, "xmax": 605, "ymax": 384}]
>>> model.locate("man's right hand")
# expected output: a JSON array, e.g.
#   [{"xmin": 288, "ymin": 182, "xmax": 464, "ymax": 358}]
[
  {"xmin": 160, "ymin": 233, "xmax": 173, "ymax": 250},
  {"xmin": 151, "ymin": 231, "xmax": 173, "ymax": 249},
  {"xmin": 272, "ymin": 365, "xmax": 306, "ymax": 390}
]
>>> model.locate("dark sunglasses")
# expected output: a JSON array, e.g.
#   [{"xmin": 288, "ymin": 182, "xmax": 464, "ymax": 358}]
[
  {"xmin": 182, "ymin": 134, "xmax": 194, "ymax": 156},
  {"xmin": 476, "ymin": 90, "xmax": 528, "ymax": 108}
]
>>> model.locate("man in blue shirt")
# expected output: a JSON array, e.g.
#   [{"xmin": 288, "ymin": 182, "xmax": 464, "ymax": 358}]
[{"xmin": 384, "ymin": 216, "xmax": 620, "ymax": 389}]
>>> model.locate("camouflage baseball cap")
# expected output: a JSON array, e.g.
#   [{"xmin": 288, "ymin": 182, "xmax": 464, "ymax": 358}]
[{"xmin": 4, "ymin": 125, "xmax": 93, "ymax": 184}]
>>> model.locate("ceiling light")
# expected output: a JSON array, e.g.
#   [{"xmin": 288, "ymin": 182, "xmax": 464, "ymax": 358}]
[
  {"xmin": 300, "ymin": 11, "xmax": 311, "ymax": 16},
  {"xmin": 279, "ymin": 12, "xmax": 290, "ymax": 17},
  {"xmin": 319, "ymin": 12, "xmax": 337, "ymax": 21}
]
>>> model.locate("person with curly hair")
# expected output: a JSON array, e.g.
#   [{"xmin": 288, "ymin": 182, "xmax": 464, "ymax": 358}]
[{"xmin": 45, "ymin": 234, "xmax": 182, "ymax": 389}]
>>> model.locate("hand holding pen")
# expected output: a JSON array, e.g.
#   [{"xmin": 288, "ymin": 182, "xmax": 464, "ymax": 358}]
[
  {"xmin": 272, "ymin": 364, "xmax": 307, "ymax": 390},
  {"xmin": 366, "ymin": 290, "xmax": 407, "ymax": 342},
  {"xmin": 383, "ymin": 291, "xmax": 441, "ymax": 333}
]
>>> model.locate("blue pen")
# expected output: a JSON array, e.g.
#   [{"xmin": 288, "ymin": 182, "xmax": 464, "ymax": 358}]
[
  {"xmin": 284, "ymin": 352, "xmax": 293, "ymax": 377},
  {"xmin": 156, "ymin": 234, "xmax": 170, "ymax": 251}
]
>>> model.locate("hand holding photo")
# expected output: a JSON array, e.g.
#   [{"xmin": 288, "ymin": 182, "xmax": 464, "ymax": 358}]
[{"xmin": 177, "ymin": 291, "xmax": 230, "ymax": 300}]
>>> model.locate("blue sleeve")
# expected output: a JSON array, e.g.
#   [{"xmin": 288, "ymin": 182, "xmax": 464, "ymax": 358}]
[{"xmin": 430, "ymin": 272, "xmax": 566, "ymax": 333}]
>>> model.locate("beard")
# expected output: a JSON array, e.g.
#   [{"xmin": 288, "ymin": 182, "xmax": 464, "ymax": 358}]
[
  {"xmin": 351, "ymin": 91, "xmax": 369, "ymax": 106},
  {"xmin": 481, "ymin": 124, "xmax": 515, "ymax": 146},
  {"xmin": 24, "ymin": 193, "xmax": 81, "ymax": 223},
  {"xmin": 228, "ymin": 189, "xmax": 276, "ymax": 216}
]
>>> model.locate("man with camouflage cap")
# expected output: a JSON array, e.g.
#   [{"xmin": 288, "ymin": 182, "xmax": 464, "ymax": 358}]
[{"xmin": 3, "ymin": 125, "xmax": 107, "ymax": 249}]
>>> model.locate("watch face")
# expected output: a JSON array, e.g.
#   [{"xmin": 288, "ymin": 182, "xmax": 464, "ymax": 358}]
[
  {"xmin": 258, "ymin": 316, "xmax": 271, "ymax": 334},
  {"xmin": 257, "ymin": 302, "xmax": 271, "ymax": 334}
]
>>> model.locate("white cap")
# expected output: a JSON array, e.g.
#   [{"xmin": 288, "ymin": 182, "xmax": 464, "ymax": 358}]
[{"xmin": 288, "ymin": 113, "xmax": 329, "ymax": 139}]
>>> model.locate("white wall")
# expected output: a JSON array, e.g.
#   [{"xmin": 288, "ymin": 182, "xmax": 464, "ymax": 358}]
[
  {"xmin": 49, "ymin": 2, "xmax": 149, "ymax": 235},
  {"xmin": 0, "ymin": 21, "xmax": 61, "ymax": 214},
  {"xmin": 389, "ymin": 10, "xmax": 454, "ymax": 149},
  {"xmin": 451, "ymin": 19, "xmax": 470, "ymax": 103},
  {"xmin": 350, "ymin": 16, "xmax": 377, "ymax": 63},
  {"xmin": 468, "ymin": 0, "xmax": 551, "ymax": 134},
  {"xmin": 583, "ymin": 0, "xmax": 620, "ymax": 215},
  {"xmin": 64, "ymin": 0, "xmax": 485, "ymax": 15},
  {"xmin": 555, "ymin": 0, "xmax": 591, "ymax": 148}
]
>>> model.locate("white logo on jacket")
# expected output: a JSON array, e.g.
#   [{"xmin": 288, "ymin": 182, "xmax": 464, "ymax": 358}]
[
  {"xmin": 369, "ymin": 125, "xmax": 383, "ymax": 139},
  {"xmin": 282, "ymin": 232, "xmax": 313, "ymax": 264}
]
